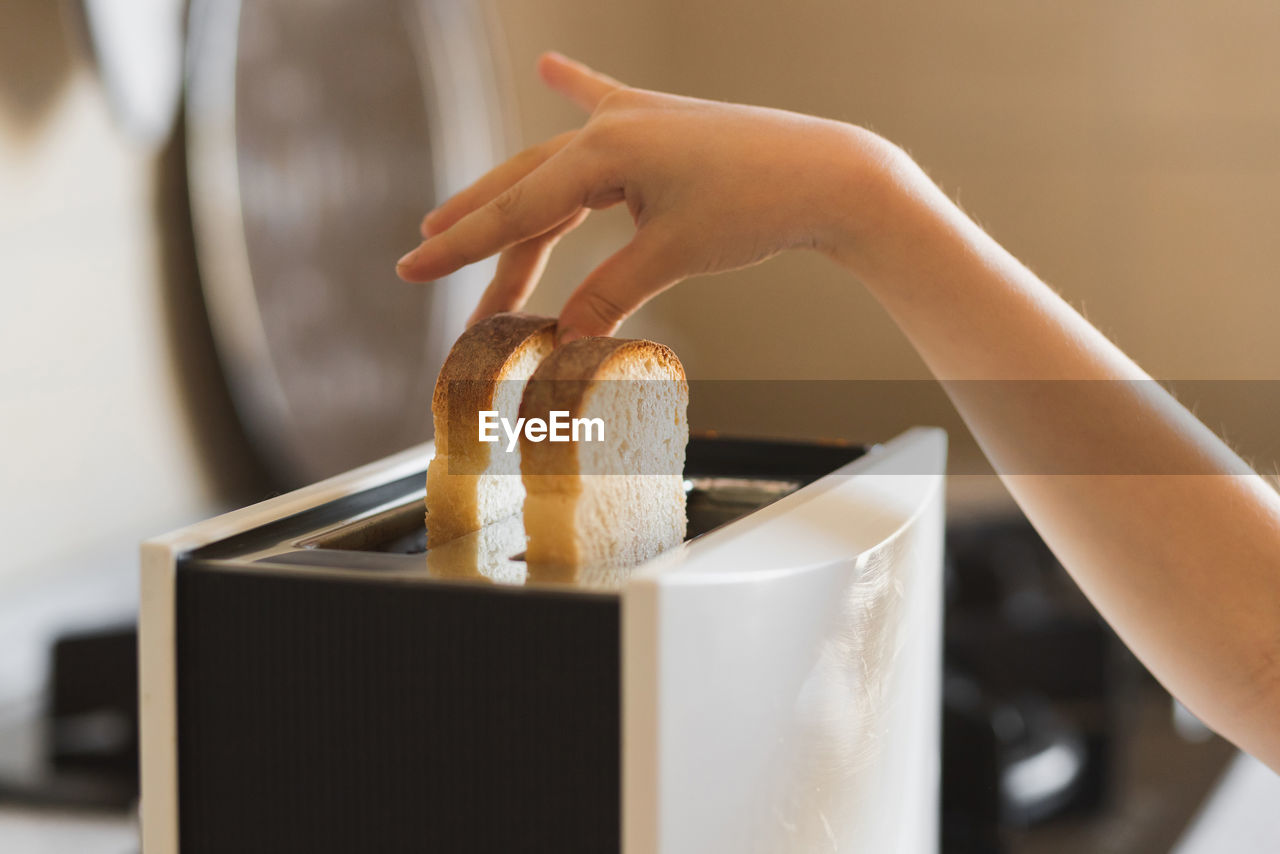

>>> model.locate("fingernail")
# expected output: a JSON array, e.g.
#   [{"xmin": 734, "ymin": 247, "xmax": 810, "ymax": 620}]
[{"xmin": 397, "ymin": 244, "xmax": 423, "ymax": 268}]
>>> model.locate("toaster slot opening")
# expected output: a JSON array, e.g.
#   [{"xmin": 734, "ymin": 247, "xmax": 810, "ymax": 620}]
[
  {"xmin": 300, "ymin": 500, "xmax": 428, "ymax": 554},
  {"xmin": 296, "ymin": 438, "xmax": 866, "ymax": 557},
  {"xmin": 684, "ymin": 477, "xmax": 803, "ymax": 538},
  {"xmin": 301, "ymin": 476, "xmax": 805, "ymax": 556}
]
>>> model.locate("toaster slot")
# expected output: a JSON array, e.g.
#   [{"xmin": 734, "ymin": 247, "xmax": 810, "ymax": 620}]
[
  {"xmin": 294, "ymin": 437, "xmax": 867, "ymax": 558},
  {"xmin": 684, "ymin": 477, "xmax": 803, "ymax": 538},
  {"xmin": 300, "ymin": 475, "xmax": 806, "ymax": 556},
  {"xmin": 299, "ymin": 499, "xmax": 429, "ymax": 554}
]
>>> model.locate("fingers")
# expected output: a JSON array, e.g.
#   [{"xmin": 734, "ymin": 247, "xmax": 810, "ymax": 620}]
[
  {"xmin": 397, "ymin": 148, "xmax": 600, "ymax": 282},
  {"xmin": 421, "ymin": 50, "xmax": 625, "ymax": 238},
  {"xmin": 538, "ymin": 51, "xmax": 625, "ymax": 113},
  {"xmin": 556, "ymin": 230, "xmax": 683, "ymax": 343},
  {"xmin": 467, "ymin": 209, "xmax": 590, "ymax": 325},
  {"xmin": 420, "ymin": 131, "xmax": 575, "ymax": 238}
]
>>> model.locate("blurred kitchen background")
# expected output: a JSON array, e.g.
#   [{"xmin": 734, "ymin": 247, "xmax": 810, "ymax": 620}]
[{"xmin": 2, "ymin": 0, "xmax": 1279, "ymax": 851}]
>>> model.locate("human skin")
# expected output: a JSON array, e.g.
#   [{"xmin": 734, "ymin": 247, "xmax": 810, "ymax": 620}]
[{"xmin": 397, "ymin": 52, "xmax": 1280, "ymax": 770}]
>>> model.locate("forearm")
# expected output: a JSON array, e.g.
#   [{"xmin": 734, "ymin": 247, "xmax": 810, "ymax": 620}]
[{"xmin": 828, "ymin": 130, "xmax": 1280, "ymax": 766}]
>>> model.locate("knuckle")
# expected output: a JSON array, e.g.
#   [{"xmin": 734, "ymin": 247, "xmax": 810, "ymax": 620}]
[
  {"xmin": 596, "ymin": 85, "xmax": 641, "ymax": 113},
  {"xmin": 580, "ymin": 113, "xmax": 630, "ymax": 154},
  {"xmin": 580, "ymin": 289, "xmax": 627, "ymax": 327},
  {"xmin": 489, "ymin": 183, "xmax": 523, "ymax": 219}
]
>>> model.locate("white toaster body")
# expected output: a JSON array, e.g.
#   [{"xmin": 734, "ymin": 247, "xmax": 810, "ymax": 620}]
[{"xmin": 140, "ymin": 429, "xmax": 946, "ymax": 853}]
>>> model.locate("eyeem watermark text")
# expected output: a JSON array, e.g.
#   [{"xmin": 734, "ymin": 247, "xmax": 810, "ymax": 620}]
[{"xmin": 478, "ymin": 410, "xmax": 605, "ymax": 452}]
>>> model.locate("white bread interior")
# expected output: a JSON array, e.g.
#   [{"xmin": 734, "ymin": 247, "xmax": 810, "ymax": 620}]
[
  {"xmin": 425, "ymin": 314, "xmax": 554, "ymax": 547},
  {"xmin": 520, "ymin": 338, "xmax": 689, "ymax": 573}
]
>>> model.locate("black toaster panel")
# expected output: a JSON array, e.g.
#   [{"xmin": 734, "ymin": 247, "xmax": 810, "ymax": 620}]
[{"xmin": 175, "ymin": 567, "xmax": 620, "ymax": 853}]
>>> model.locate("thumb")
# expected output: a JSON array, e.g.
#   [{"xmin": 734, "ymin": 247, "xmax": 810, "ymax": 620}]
[{"xmin": 556, "ymin": 233, "xmax": 682, "ymax": 344}]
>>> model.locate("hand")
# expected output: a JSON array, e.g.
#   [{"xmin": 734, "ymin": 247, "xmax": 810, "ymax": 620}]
[{"xmin": 395, "ymin": 52, "xmax": 879, "ymax": 342}]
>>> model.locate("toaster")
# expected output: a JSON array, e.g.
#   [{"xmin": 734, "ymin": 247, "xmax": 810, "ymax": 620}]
[{"xmin": 140, "ymin": 429, "xmax": 947, "ymax": 853}]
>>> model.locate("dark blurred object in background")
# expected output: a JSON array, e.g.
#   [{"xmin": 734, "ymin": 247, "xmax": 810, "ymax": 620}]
[
  {"xmin": 0, "ymin": 624, "xmax": 138, "ymax": 813},
  {"xmin": 942, "ymin": 516, "xmax": 1130, "ymax": 851},
  {"xmin": 48, "ymin": 626, "xmax": 139, "ymax": 809},
  {"xmin": 940, "ymin": 517, "xmax": 1236, "ymax": 854}
]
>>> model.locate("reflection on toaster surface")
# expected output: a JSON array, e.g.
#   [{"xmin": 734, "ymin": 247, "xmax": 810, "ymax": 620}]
[{"xmin": 309, "ymin": 475, "xmax": 806, "ymax": 589}]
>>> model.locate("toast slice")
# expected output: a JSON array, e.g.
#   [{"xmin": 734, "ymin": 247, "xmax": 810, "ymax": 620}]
[
  {"xmin": 519, "ymin": 337, "xmax": 689, "ymax": 572},
  {"xmin": 425, "ymin": 313, "xmax": 556, "ymax": 547}
]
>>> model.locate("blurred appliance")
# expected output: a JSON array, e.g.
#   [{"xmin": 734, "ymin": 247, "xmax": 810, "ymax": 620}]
[
  {"xmin": 185, "ymin": 0, "xmax": 512, "ymax": 483},
  {"xmin": 140, "ymin": 430, "xmax": 948, "ymax": 853},
  {"xmin": 940, "ymin": 518, "xmax": 1134, "ymax": 853}
]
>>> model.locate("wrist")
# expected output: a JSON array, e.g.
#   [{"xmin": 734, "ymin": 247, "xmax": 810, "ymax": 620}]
[{"xmin": 812, "ymin": 125, "xmax": 931, "ymax": 277}]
